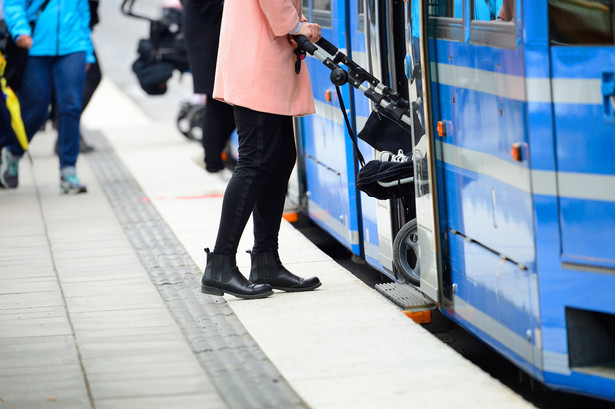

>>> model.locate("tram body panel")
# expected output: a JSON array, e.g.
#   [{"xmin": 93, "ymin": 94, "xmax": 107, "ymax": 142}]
[
  {"xmin": 302, "ymin": 0, "xmax": 362, "ymax": 254},
  {"xmin": 532, "ymin": 4, "xmax": 615, "ymax": 398},
  {"xmin": 423, "ymin": 0, "xmax": 538, "ymax": 379},
  {"xmin": 550, "ymin": 47, "xmax": 615, "ymax": 267}
]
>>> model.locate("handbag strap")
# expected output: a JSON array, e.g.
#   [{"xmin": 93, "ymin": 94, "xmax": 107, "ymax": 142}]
[
  {"xmin": 335, "ymin": 85, "xmax": 366, "ymax": 167},
  {"xmin": 34, "ymin": 0, "xmax": 52, "ymax": 20}
]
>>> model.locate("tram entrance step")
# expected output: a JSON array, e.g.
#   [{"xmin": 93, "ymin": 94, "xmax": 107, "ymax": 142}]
[
  {"xmin": 375, "ymin": 283, "xmax": 450, "ymax": 332},
  {"xmin": 375, "ymin": 282, "xmax": 434, "ymax": 311}
]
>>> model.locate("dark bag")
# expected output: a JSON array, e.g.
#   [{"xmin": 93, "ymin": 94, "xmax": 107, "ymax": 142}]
[
  {"xmin": 356, "ymin": 159, "xmax": 415, "ymax": 200},
  {"xmin": 357, "ymin": 104, "xmax": 425, "ymax": 154},
  {"xmin": 358, "ymin": 105, "xmax": 413, "ymax": 153},
  {"xmin": 131, "ymin": 51, "xmax": 174, "ymax": 95},
  {"xmin": 3, "ymin": 34, "xmax": 29, "ymax": 91}
]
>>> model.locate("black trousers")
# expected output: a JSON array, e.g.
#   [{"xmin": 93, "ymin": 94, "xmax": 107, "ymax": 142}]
[
  {"xmin": 213, "ymin": 106, "xmax": 296, "ymax": 255},
  {"xmin": 202, "ymin": 97, "xmax": 235, "ymax": 172}
]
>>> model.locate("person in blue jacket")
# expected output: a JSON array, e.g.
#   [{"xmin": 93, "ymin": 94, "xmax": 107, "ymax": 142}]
[{"xmin": 0, "ymin": 0, "xmax": 94, "ymax": 193}]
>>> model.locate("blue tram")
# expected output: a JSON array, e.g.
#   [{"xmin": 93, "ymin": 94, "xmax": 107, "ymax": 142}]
[{"xmin": 293, "ymin": 0, "xmax": 615, "ymax": 402}]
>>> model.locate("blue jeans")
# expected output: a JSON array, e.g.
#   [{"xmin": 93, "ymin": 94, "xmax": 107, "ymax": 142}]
[{"xmin": 9, "ymin": 52, "xmax": 86, "ymax": 170}]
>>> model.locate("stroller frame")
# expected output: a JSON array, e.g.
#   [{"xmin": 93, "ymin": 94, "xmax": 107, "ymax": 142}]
[{"xmin": 295, "ymin": 35, "xmax": 422, "ymax": 284}]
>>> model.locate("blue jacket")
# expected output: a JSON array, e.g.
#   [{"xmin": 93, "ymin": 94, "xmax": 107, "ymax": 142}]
[{"xmin": 3, "ymin": 0, "xmax": 95, "ymax": 63}]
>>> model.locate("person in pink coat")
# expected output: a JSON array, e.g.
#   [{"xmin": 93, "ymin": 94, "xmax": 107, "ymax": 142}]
[{"xmin": 201, "ymin": 0, "xmax": 322, "ymax": 299}]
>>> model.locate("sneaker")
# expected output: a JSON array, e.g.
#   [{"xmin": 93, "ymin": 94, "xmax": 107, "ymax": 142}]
[
  {"xmin": 0, "ymin": 146, "xmax": 19, "ymax": 188},
  {"xmin": 60, "ymin": 173, "xmax": 87, "ymax": 194}
]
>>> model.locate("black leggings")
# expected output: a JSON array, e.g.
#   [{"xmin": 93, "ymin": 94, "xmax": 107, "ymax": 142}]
[
  {"xmin": 202, "ymin": 97, "xmax": 235, "ymax": 172},
  {"xmin": 213, "ymin": 106, "xmax": 296, "ymax": 255}
]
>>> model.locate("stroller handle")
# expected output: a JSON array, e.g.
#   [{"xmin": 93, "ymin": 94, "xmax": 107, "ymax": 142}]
[
  {"xmin": 294, "ymin": 35, "xmax": 338, "ymax": 58},
  {"xmin": 121, "ymin": 0, "xmax": 156, "ymax": 22},
  {"xmin": 294, "ymin": 35, "xmax": 317, "ymax": 55}
]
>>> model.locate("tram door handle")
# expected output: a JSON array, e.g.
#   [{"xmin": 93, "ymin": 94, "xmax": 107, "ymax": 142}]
[{"xmin": 602, "ymin": 72, "xmax": 615, "ymax": 122}]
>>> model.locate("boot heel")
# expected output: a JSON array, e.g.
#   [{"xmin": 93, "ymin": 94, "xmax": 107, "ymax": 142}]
[{"xmin": 201, "ymin": 285, "xmax": 224, "ymax": 296}]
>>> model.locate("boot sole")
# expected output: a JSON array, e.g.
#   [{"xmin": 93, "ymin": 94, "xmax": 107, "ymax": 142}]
[
  {"xmin": 201, "ymin": 285, "xmax": 274, "ymax": 299},
  {"xmin": 271, "ymin": 282, "xmax": 322, "ymax": 292}
]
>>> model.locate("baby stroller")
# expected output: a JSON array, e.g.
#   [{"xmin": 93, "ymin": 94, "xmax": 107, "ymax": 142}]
[
  {"xmin": 295, "ymin": 35, "xmax": 426, "ymax": 285},
  {"xmin": 121, "ymin": 0, "xmax": 189, "ymax": 95}
]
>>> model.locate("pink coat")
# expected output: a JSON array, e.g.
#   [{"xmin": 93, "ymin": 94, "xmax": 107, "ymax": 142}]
[{"xmin": 212, "ymin": 0, "xmax": 315, "ymax": 117}]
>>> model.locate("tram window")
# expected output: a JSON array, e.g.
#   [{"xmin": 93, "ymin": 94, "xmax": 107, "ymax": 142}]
[
  {"xmin": 470, "ymin": 0, "xmax": 516, "ymax": 48},
  {"xmin": 427, "ymin": 0, "xmax": 464, "ymax": 41},
  {"xmin": 549, "ymin": 0, "xmax": 614, "ymax": 45},
  {"xmin": 427, "ymin": 0, "xmax": 463, "ymax": 18},
  {"xmin": 313, "ymin": 0, "xmax": 332, "ymax": 28},
  {"xmin": 472, "ymin": 0, "xmax": 503, "ymax": 21}
]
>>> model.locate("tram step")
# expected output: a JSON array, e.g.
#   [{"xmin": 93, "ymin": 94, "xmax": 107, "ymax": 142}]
[
  {"xmin": 375, "ymin": 283, "xmax": 450, "ymax": 332},
  {"xmin": 375, "ymin": 282, "xmax": 434, "ymax": 311}
]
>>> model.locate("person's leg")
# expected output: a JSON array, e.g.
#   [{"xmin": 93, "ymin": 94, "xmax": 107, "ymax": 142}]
[
  {"xmin": 81, "ymin": 49, "xmax": 101, "ymax": 113},
  {"xmin": 9, "ymin": 56, "xmax": 53, "ymax": 155},
  {"xmin": 77, "ymin": 50, "xmax": 101, "ymax": 153},
  {"xmin": 1, "ymin": 56, "xmax": 53, "ymax": 188},
  {"xmin": 202, "ymin": 97, "xmax": 235, "ymax": 173},
  {"xmin": 248, "ymin": 119, "xmax": 321, "ymax": 291},
  {"xmin": 53, "ymin": 52, "xmax": 86, "ymax": 171},
  {"xmin": 212, "ymin": 106, "xmax": 287, "ymax": 255},
  {"xmin": 251, "ymin": 116, "xmax": 295, "ymax": 252},
  {"xmin": 53, "ymin": 52, "xmax": 87, "ymax": 194},
  {"xmin": 203, "ymin": 106, "xmax": 287, "ymax": 299}
]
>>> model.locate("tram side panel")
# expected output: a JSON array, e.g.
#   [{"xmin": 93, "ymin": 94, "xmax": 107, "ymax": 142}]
[
  {"xmin": 424, "ymin": 0, "xmax": 539, "ymax": 379},
  {"xmin": 527, "ymin": 1, "xmax": 615, "ymax": 400},
  {"xmin": 301, "ymin": 0, "xmax": 362, "ymax": 255}
]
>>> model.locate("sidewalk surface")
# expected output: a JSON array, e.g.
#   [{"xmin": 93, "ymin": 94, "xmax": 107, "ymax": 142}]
[{"xmin": 0, "ymin": 74, "xmax": 538, "ymax": 409}]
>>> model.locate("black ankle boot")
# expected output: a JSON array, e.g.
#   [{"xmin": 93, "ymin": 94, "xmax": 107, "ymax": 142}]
[
  {"xmin": 201, "ymin": 249, "xmax": 273, "ymax": 299},
  {"xmin": 249, "ymin": 251, "xmax": 321, "ymax": 292}
]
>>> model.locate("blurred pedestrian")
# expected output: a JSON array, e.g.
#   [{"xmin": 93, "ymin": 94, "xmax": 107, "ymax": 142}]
[
  {"xmin": 51, "ymin": 0, "xmax": 101, "ymax": 154},
  {"xmin": 0, "ymin": 0, "xmax": 94, "ymax": 193},
  {"xmin": 182, "ymin": 0, "xmax": 235, "ymax": 182},
  {"xmin": 200, "ymin": 0, "xmax": 322, "ymax": 299},
  {"xmin": 497, "ymin": 0, "xmax": 514, "ymax": 22}
]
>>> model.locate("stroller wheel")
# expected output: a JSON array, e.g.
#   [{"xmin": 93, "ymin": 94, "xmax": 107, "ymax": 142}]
[
  {"xmin": 177, "ymin": 102, "xmax": 194, "ymax": 138},
  {"xmin": 393, "ymin": 219, "xmax": 420, "ymax": 285},
  {"xmin": 187, "ymin": 105, "xmax": 205, "ymax": 143}
]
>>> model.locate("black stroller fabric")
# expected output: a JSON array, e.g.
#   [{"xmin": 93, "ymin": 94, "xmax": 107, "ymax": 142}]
[
  {"xmin": 356, "ymin": 159, "xmax": 414, "ymax": 200},
  {"xmin": 358, "ymin": 105, "xmax": 413, "ymax": 153},
  {"xmin": 131, "ymin": 7, "xmax": 188, "ymax": 95}
]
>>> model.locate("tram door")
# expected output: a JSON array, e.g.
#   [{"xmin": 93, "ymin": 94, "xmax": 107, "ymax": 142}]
[
  {"xmin": 403, "ymin": 0, "xmax": 444, "ymax": 302},
  {"xmin": 549, "ymin": 1, "xmax": 615, "ymax": 270},
  {"xmin": 357, "ymin": 0, "xmax": 415, "ymax": 279},
  {"xmin": 354, "ymin": 0, "xmax": 394, "ymax": 275},
  {"xmin": 300, "ymin": 0, "xmax": 362, "ymax": 254}
]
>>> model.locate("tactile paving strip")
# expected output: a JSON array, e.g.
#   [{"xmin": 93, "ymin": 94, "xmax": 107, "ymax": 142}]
[{"xmin": 87, "ymin": 132, "xmax": 307, "ymax": 409}]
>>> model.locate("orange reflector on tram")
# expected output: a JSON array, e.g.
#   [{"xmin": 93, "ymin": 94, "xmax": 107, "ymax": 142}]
[
  {"xmin": 403, "ymin": 310, "xmax": 432, "ymax": 324},
  {"xmin": 437, "ymin": 121, "xmax": 445, "ymax": 137},
  {"xmin": 325, "ymin": 89, "xmax": 332, "ymax": 102},
  {"xmin": 283, "ymin": 212, "xmax": 299, "ymax": 223},
  {"xmin": 510, "ymin": 142, "xmax": 523, "ymax": 162}
]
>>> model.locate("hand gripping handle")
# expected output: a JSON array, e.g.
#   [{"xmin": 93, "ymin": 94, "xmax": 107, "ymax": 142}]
[{"xmin": 294, "ymin": 35, "xmax": 318, "ymax": 55}]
